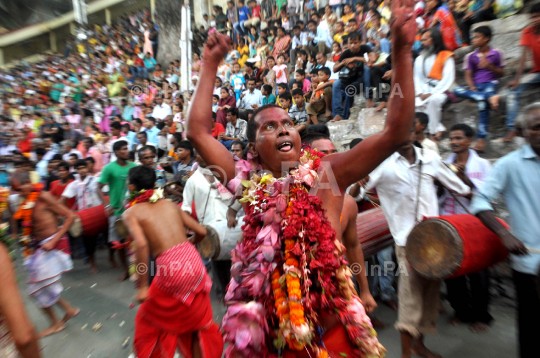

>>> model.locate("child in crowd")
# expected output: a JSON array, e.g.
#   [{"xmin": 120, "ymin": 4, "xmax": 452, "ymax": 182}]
[
  {"xmin": 261, "ymin": 84, "xmax": 277, "ymax": 105},
  {"xmin": 212, "ymin": 95, "xmax": 219, "ymax": 112},
  {"xmin": 289, "ymin": 88, "xmax": 310, "ymax": 133},
  {"xmin": 273, "ymin": 54, "xmax": 289, "ymax": 95},
  {"xmin": 453, "ymin": 26, "xmax": 504, "ymax": 152},
  {"xmin": 306, "ymin": 67, "xmax": 334, "ymax": 124},
  {"xmin": 277, "ymin": 83, "xmax": 295, "ymax": 107},
  {"xmin": 278, "ymin": 91, "xmax": 293, "ymax": 112},
  {"xmin": 153, "ymin": 64, "xmax": 164, "ymax": 84},
  {"xmin": 332, "ymin": 42, "xmax": 342, "ymax": 62},
  {"xmin": 230, "ymin": 63, "xmax": 246, "ymax": 101},
  {"xmin": 214, "ymin": 76, "xmax": 223, "ymax": 96},
  {"xmin": 263, "ymin": 56, "xmax": 276, "ymax": 93},
  {"xmin": 295, "ymin": 69, "xmax": 311, "ymax": 94},
  {"xmin": 291, "ymin": 82, "xmax": 301, "ymax": 92},
  {"xmin": 333, "ymin": 22, "xmax": 348, "ymax": 44}
]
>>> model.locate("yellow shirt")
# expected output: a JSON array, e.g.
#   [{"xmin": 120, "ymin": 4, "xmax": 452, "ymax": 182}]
[
  {"xmin": 333, "ymin": 32, "xmax": 348, "ymax": 44},
  {"xmin": 276, "ymin": 95, "xmax": 296, "ymax": 108},
  {"xmin": 341, "ymin": 13, "xmax": 355, "ymax": 24},
  {"xmin": 378, "ymin": 4, "xmax": 391, "ymax": 25}
]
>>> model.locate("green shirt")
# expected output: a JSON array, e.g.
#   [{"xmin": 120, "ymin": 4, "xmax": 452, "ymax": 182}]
[
  {"xmin": 98, "ymin": 161, "xmax": 137, "ymax": 215},
  {"xmin": 216, "ymin": 14, "xmax": 227, "ymax": 30},
  {"xmin": 50, "ymin": 83, "xmax": 64, "ymax": 102},
  {"xmin": 276, "ymin": 0, "xmax": 287, "ymax": 12}
]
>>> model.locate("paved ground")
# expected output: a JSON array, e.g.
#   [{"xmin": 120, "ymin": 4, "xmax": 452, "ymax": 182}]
[{"xmin": 18, "ymin": 248, "xmax": 519, "ymax": 358}]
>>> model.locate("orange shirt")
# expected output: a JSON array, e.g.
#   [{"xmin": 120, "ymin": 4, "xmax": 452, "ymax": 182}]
[
  {"xmin": 315, "ymin": 80, "xmax": 335, "ymax": 97},
  {"xmin": 520, "ymin": 26, "xmax": 540, "ymax": 73}
]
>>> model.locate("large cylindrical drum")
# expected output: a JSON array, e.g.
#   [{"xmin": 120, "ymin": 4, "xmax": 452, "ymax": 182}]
[
  {"xmin": 196, "ymin": 218, "xmax": 244, "ymax": 261},
  {"xmin": 69, "ymin": 204, "xmax": 109, "ymax": 237},
  {"xmin": 356, "ymin": 208, "xmax": 394, "ymax": 258},
  {"xmin": 406, "ymin": 214, "xmax": 509, "ymax": 280}
]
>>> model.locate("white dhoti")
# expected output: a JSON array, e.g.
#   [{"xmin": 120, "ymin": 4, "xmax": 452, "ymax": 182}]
[
  {"xmin": 24, "ymin": 234, "xmax": 73, "ymax": 308},
  {"xmin": 415, "ymin": 93, "xmax": 448, "ymax": 135},
  {"xmin": 413, "ymin": 52, "xmax": 456, "ymax": 136}
]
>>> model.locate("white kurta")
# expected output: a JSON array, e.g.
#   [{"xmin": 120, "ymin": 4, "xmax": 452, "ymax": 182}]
[
  {"xmin": 414, "ymin": 53, "xmax": 455, "ymax": 135},
  {"xmin": 364, "ymin": 146, "xmax": 470, "ymax": 246}
]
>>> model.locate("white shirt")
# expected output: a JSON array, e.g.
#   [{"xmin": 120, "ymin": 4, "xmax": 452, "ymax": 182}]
[
  {"xmin": 181, "ymin": 168, "xmax": 229, "ymax": 225},
  {"xmin": 62, "ymin": 149, "xmax": 83, "ymax": 162},
  {"xmin": 238, "ymin": 89, "xmax": 263, "ymax": 110},
  {"xmin": 323, "ymin": 60, "xmax": 338, "ymax": 80},
  {"xmin": 421, "ymin": 138, "xmax": 439, "ymax": 155},
  {"xmin": 151, "ymin": 103, "xmax": 172, "ymax": 120},
  {"xmin": 440, "ymin": 149, "xmax": 491, "ymax": 215},
  {"xmin": 414, "ymin": 53, "xmax": 455, "ymax": 105},
  {"xmin": 42, "ymin": 150, "xmax": 57, "ymax": 161},
  {"xmin": 36, "ymin": 159, "xmax": 48, "ymax": 178},
  {"xmin": 292, "ymin": 32, "xmax": 308, "ymax": 48},
  {"xmin": 62, "ymin": 175, "xmax": 101, "ymax": 210},
  {"xmin": 364, "ymin": 146, "xmax": 471, "ymax": 246}
]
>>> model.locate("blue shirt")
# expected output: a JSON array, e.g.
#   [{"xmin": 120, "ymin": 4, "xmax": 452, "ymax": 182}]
[
  {"xmin": 470, "ymin": 144, "xmax": 540, "ymax": 275},
  {"xmin": 122, "ymin": 106, "xmax": 134, "ymax": 121},
  {"xmin": 124, "ymin": 131, "xmax": 138, "ymax": 148},
  {"xmin": 144, "ymin": 57, "xmax": 157, "ymax": 69},
  {"xmin": 238, "ymin": 6, "xmax": 250, "ymax": 22},
  {"xmin": 309, "ymin": 26, "xmax": 332, "ymax": 49},
  {"xmin": 144, "ymin": 126, "xmax": 160, "ymax": 146},
  {"xmin": 262, "ymin": 94, "xmax": 276, "ymax": 105}
]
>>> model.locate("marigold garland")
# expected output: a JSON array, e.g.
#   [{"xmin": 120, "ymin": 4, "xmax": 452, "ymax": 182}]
[
  {"xmin": 12, "ymin": 183, "xmax": 44, "ymax": 257},
  {"xmin": 221, "ymin": 148, "xmax": 386, "ymax": 358}
]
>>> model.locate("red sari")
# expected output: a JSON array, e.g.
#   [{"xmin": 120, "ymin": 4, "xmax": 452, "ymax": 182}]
[
  {"xmin": 425, "ymin": 4, "xmax": 462, "ymax": 50},
  {"xmin": 272, "ymin": 35, "xmax": 291, "ymax": 59},
  {"xmin": 216, "ymin": 95, "xmax": 236, "ymax": 127}
]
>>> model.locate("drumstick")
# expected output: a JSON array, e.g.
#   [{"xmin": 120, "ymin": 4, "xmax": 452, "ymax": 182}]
[{"xmin": 526, "ymin": 246, "xmax": 540, "ymax": 255}]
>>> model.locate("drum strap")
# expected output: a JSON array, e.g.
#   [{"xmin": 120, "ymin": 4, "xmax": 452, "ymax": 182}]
[{"xmin": 414, "ymin": 159, "xmax": 423, "ymax": 225}]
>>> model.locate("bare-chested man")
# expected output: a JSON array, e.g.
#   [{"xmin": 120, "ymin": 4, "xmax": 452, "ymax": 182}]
[
  {"xmin": 122, "ymin": 166, "xmax": 224, "ymax": 358},
  {"xmin": 187, "ymin": 0, "xmax": 415, "ymax": 352},
  {"xmin": 11, "ymin": 170, "xmax": 80, "ymax": 338}
]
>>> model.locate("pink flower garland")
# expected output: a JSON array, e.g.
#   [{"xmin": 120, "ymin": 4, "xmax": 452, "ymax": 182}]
[{"xmin": 221, "ymin": 148, "xmax": 386, "ymax": 358}]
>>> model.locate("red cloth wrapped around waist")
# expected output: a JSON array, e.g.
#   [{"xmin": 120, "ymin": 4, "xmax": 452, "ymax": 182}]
[
  {"xmin": 283, "ymin": 323, "xmax": 360, "ymax": 358},
  {"xmin": 135, "ymin": 279, "xmax": 223, "ymax": 358},
  {"xmin": 152, "ymin": 241, "xmax": 212, "ymax": 305}
]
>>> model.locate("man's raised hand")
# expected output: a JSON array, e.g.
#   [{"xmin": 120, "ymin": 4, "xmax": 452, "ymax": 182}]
[
  {"xmin": 390, "ymin": 0, "xmax": 417, "ymax": 49},
  {"xmin": 203, "ymin": 33, "xmax": 231, "ymax": 64}
]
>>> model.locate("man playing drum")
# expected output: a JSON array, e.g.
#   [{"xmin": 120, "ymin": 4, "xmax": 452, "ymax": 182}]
[
  {"xmin": 61, "ymin": 159, "xmax": 103, "ymax": 274},
  {"xmin": 122, "ymin": 165, "xmax": 223, "ymax": 358},
  {"xmin": 186, "ymin": 0, "xmax": 417, "ymax": 354},
  {"xmin": 11, "ymin": 170, "xmax": 80, "ymax": 338},
  {"xmin": 97, "ymin": 140, "xmax": 137, "ymax": 281},
  {"xmin": 357, "ymin": 125, "xmax": 471, "ymax": 358}
]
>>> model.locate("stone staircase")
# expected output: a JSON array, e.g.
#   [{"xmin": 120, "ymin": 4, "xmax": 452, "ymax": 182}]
[{"xmin": 328, "ymin": 14, "xmax": 538, "ymax": 160}]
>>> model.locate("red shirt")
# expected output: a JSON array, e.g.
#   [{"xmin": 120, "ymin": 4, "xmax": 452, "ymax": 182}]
[
  {"xmin": 520, "ymin": 26, "xmax": 540, "ymax": 73},
  {"xmin": 252, "ymin": 5, "xmax": 261, "ymax": 18},
  {"xmin": 134, "ymin": 57, "xmax": 144, "ymax": 67},
  {"xmin": 211, "ymin": 123, "xmax": 226, "ymax": 138},
  {"xmin": 50, "ymin": 179, "xmax": 76, "ymax": 210}
]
